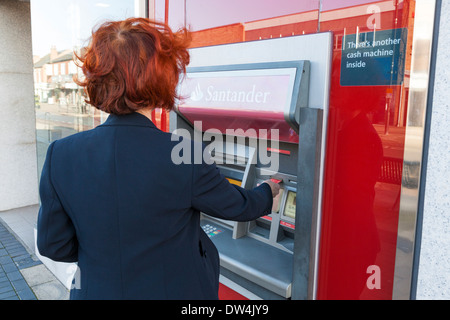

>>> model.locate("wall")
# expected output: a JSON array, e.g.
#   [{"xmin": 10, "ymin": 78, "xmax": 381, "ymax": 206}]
[
  {"xmin": 0, "ymin": 0, "xmax": 39, "ymax": 211},
  {"xmin": 416, "ymin": 0, "xmax": 450, "ymax": 299}
]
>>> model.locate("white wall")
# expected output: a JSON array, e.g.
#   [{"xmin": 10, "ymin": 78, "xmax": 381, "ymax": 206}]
[
  {"xmin": 0, "ymin": 0, "xmax": 39, "ymax": 211},
  {"xmin": 416, "ymin": 0, "xmax": 450, "ymax": 299}
]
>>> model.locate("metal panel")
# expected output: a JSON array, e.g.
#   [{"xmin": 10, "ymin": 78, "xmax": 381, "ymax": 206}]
[
  {"xmin": 175, "ymin": 34, "xmax": 332, "ymax": 299},
  {"xmin": 393, "ymin": 0, "xmax": 438, "ymax": 300},
  {"xmin": 292, "ymin": 107, "xmax": 324, "ymax": 300}
]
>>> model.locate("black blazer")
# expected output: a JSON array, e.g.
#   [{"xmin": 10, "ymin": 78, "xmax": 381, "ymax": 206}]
[{"xmin": 37, "ymin": 112, "xmax": 272, "ymax": 300}]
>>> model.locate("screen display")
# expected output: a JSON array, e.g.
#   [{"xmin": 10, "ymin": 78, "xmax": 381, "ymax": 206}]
[{"xmin": 283, "ymin": 191, "xmax": 296, "ymax": 219}]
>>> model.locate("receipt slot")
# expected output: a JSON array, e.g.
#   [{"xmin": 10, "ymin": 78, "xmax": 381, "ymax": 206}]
[{"xmin": 172, "ymin": 33, "xmax": 332, "ymax": 299}]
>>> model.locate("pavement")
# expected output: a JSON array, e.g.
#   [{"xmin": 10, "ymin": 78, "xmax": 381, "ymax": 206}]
[{"xmin": 0, "ymin": 205, "xmax": 69, "ymax": 300}]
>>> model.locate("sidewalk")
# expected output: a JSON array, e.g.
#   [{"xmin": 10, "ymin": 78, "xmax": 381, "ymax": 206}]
[{"xmin": 0, "ymin": 205, "xmax": 69, "ymax": 300}]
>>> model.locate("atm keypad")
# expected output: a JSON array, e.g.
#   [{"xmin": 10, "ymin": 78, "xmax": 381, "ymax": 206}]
[{"xmin": 202, "ymin": 224, "xmax": 223, "ymax": 238}]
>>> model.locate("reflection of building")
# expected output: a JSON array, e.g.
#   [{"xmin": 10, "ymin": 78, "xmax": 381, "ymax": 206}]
[
  {"xmin": 33, "ymin": 46, "xmax": 80, "ymax": 107},
  {"xmin": 190, "ymin": 0, "xmax": 414, "ymax": 129}
]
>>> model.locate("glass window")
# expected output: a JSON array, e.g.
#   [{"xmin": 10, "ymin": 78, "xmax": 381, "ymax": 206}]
[
  {"xmin": 317, "ymin": 0, "xmax": 415, "ymax": 300},
  {"xmin": 31, "ymin": 0, "xmax": 140, "ymax": 177},
  {"xmin": 162, "ymin": 0, "xmax": 418, "ymax": 300}
]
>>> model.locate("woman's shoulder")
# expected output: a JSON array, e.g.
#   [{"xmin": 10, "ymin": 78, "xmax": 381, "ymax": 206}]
[{"xmin": 52, "ymin": 127, "xmax": 96, "ymax": 145}]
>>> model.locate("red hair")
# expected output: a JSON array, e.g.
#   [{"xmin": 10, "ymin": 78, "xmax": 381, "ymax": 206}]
[{"xmin": 75, "ymin": 18, "xmax": 191, "ymax": 115}]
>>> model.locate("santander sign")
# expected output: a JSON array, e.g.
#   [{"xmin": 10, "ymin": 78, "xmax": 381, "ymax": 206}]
[
  {"xmin": 202, "ymin": 84, "xmax": 271, "ymax": 104},
  {"xmin": 180, "ymin": 72, "xmax": 293, "ymax": 113}
]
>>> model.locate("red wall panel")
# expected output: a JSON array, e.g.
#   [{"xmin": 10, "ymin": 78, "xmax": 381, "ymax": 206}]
[{"xmin": 317, "ymin": 0, "xmax": 415, "ymax": 299}]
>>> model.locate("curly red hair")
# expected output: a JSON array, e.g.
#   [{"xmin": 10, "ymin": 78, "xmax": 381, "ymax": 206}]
[{"xmin": 75, "ymin": 18, "xmax": 191, "ymax": 115}]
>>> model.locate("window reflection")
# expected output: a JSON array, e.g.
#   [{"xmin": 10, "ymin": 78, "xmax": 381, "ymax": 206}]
[
  {"xmin": 179, "ymin": 0, "xmax": 320, "ymax": 48},
  {"xmin": 31, "ymin": 0, "xmax": 137, "ymax": 175},
  {"xmin": 29, "ymin": 0, "xmax": 419, "ymax": 299},
  {"xmin": 159, "ymin": 0, "xmax": 418, "ymax": 300},
  {"xmin": 185, "ymin": 0, "xmax": 319, "ymax": 31},
  {"xmin": 317, "ymin": 0, "xmax": 416, "ymax": 300}
]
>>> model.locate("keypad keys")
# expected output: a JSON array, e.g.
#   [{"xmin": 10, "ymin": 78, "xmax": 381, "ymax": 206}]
[{"xmin": 201, "ymin": 224, "xmax": 223, "ymax": 238}]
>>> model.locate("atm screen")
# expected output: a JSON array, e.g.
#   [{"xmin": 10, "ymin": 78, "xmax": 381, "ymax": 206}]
[{"xmin": 283, "ymin": 191, "xmax": 297, "ymax": 219}]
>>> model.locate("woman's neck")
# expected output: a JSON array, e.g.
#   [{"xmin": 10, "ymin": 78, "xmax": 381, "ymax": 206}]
[{"xmin": 136, "ymin": 107, "xmax": 154, "ymax": 121}]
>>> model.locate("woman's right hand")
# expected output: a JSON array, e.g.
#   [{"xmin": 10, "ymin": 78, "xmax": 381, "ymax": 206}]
[{"xmin": 264, "ymin": 180, "xmax": 281, "ymax": 198}]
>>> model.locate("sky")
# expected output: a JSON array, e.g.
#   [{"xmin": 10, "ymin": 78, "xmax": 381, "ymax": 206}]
[
  {"xmin": 30, "ymin": 0, "xmax": 388, "ymax": 57},
  {"xmin": 321, "ymin": 0, "xmax": 388, "ymax": 11},
  {"xmin": 31, "ymin": 0, "xmax": 317, "ymax": 56},
  {"xmin": 30, "ymin": 0, "xmax": 136, "ymax": 57},
  {"xmin": 163, "ymin": 0, "xmax": 386, "ymax": 31},
  {"xmin": 166, "ymin": 0, "xmax": 319, "ymax": 31}
]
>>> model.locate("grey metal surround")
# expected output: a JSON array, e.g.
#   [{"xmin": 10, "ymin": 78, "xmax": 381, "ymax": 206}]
[{"xmin": 171, "ymin": 33, "xmax": 332, "ymax": 299}]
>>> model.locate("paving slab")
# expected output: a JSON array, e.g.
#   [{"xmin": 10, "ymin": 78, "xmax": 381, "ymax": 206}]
[{"xmin": 0, "ymin": 216, "xmax": 68, "ymax": 300}]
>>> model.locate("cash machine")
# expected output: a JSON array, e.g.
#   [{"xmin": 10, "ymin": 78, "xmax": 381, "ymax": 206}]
[{"xmin": 171, "ymin": 33, "xmax": 332, "ymax": 300}]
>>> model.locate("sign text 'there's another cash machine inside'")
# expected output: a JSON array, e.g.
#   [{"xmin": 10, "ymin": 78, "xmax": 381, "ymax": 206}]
[{"xmin": 172, "ymin": 33, "xmax": 332, "ymax": 300}]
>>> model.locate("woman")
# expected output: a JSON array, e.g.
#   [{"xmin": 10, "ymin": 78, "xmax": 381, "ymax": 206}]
[{"xmin": 37, "ymin": 18, "xmax": 280, "ymax": 300}]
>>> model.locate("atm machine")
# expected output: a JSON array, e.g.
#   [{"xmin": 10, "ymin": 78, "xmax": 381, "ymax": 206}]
[{"xmin": 172, "ymin": 33, "xmax": 332, "ymax": 300}]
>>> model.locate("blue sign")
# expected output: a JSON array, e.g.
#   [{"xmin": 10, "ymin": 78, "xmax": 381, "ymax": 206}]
[{"xmin": 340, "ymin": 28, "xmax": 408, "ymax": 86}]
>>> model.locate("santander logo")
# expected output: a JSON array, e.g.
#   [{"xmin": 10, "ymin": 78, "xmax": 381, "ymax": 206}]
[
  {"xmin": 190, "ymin": 83, "xmax": 204, "ymax": 102},
  {"xmin": 181, "ymin": 73, "xmax": 292, "ymax": 113},
  {"xmin": 189, "ymin": 83, "xmax": 271, "ymax": 104}
]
